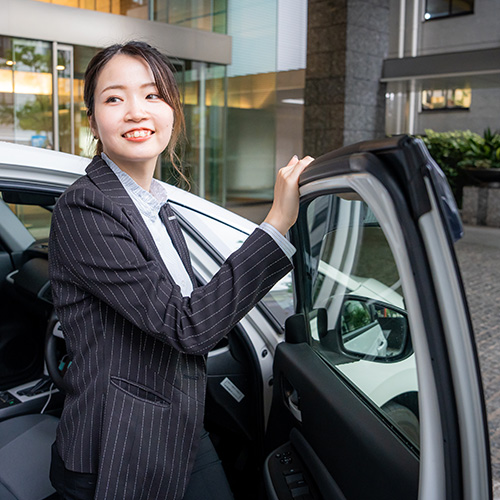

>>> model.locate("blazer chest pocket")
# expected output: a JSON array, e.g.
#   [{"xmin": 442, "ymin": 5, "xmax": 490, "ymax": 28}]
[{"xmin": 110, "ymin": 376, "xmax": 171, "ymax": 407}]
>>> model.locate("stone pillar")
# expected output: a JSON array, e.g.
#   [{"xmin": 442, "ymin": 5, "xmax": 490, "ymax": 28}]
[{"xmin": 304, "ymin": 0, "xmax": 390, "ymax": 158}]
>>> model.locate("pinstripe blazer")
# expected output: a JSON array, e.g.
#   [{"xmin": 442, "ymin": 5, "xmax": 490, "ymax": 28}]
[{"xmin": 48, "ymin": 155, "xmax": 292, "ymax": 500}]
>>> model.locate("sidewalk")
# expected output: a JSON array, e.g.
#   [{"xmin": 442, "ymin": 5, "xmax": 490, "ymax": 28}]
[{"xmin": 455, "ymin": 225, "xmax": 500, "ymax": 495}]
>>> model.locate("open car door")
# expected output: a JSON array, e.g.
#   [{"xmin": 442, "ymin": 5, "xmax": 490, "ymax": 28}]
[{"xmin": 264, "ymin": 136, "xmax": 491, "ymax": 500}]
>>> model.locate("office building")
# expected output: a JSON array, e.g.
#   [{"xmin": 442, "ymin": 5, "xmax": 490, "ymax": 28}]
[
  {"xmin": 384, "ymin": 0, "xmax": 500, "ymax": 136},
  {"xmin": 0, "ymin": 0, "xmax": 307, "ymax": 206}
]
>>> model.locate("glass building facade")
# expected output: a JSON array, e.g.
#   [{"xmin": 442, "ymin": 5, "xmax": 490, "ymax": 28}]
[
  {"xmin": 8, "ymin": 0, "xmax": 306, "ymax": 210},
  {"xmin": 35, "ymin": 0, "xmax": 228, "ymax": 32},
  {"xmin": 0, "ymin": 37, "xmax": 98, "ymax": 155}
]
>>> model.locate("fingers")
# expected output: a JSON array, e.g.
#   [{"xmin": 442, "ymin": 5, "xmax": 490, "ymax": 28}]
[
  {"xmin": 285, "ymin": 155, "xmax": 299, "ymax": 167},
  {"xmin": 281, "ymin": 155, "xmax": 313, "ymax": 173},
  {"xmin": 287, "ymin": 155, "xmax": 314, "ymax": 179}
]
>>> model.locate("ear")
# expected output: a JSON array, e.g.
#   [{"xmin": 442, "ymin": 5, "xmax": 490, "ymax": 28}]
[{"xmin": 88, "ymin": 114, "xmax": 98, "ymax": 139}]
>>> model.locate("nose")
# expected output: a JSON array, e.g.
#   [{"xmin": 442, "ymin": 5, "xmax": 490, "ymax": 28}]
[{"xmin": 124, "ymin": 96, "xmax": 147, "ymax": 121}]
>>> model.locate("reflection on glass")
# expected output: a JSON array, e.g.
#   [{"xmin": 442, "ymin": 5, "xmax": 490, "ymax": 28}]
[
  {"xmin": 422, "ymin": 88, "xmax": 471, "ymax": 111},
  {"xmin": 161, "ymin": 62, "xmax": 226, "ymax": 204},
  {"xmin": 303, "ymin": 193, "xmax": 419, "ymax": 449},
  {"xmin": 2, "ymin": 191, "xmax": 53, "ymax": 240},
  {"xmin": 0, "ymin": 38, "xmax": 53, "ymax": 148},
  {"xmin": 35, "ymin": 0, "xmax": 227, "ymax": 31},
  {"xmin": 57, "ymin": 48, "xmax": 72, "ymax": 153},
  {"xmin": 35, "ymin": 0, "xmax": 149, "ymax": 20},
  {"xmin": 226, "ymin": 73, "xmax": 277, "ymax": 202},
  {"xmin": 154, "ymin": 0, "xmax": 227, "ymax": 33},
  {"xmin": 425, "ymin": 0, "xmax": 474, "ymax": 19}
]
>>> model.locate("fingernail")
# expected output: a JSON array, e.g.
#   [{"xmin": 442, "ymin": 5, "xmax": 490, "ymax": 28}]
[{"xmin": 292, "ymin": 155, "xmax": 299, "ymax": 160}]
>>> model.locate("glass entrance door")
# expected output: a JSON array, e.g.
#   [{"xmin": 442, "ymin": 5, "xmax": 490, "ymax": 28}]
[
  {"xmin": 1, "ymin": 38, "xmax": 54, "ymax": 148},
  {"xmin": 53, "ymin": 44, "xmax": 74, "ymax": 154}
]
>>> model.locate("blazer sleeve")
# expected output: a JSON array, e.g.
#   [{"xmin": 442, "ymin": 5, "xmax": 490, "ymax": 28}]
[{"xmin": 49, "ymin": 185, "xmax": 292, "ymax": 355}]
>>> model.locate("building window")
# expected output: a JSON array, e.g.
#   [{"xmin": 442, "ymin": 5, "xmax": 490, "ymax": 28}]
[
  {"xmin": 35, "ymin": 0, "xmax": 149, "ymax": 20},
  {"xmin": 421, "ymin": 88, "xmax": 471, "ymax": 111},
  {"xmin": 424, "ymin": 0, "xmax": 474, "ymax": 20},
  {"xmin": 34, "ymin": 0, "xmax": 227, "ymax": 33}
]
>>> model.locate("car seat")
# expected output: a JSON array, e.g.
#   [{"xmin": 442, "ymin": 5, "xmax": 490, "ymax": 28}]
[{"xmin": 0, "ymin": 413, "xmax": 59, "ymax": 499}]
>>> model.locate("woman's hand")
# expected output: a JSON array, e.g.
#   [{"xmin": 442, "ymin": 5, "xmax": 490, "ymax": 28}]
[{"xmin": 264, "ymin": 155, "xmax": 314, "ymax": 235}]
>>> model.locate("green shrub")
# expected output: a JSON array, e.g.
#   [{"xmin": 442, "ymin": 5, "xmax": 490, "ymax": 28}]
[
  {"xmin": 457, "ymin": 127, "xmax": 500, "ymax": 169},
  {"xmin": 416, "ymin": 128, "xmax": 500, "ymax": 205}
]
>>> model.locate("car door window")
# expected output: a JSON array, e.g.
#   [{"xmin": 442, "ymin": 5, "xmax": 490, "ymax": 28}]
[
  {"xmin": 300, "ymin": 192, "xmax": 420, "ymax": 448},
  {"xmin": 177, "ymin": 204, "xmax": 295, "ymax": 327},
  {"xmin": 1, "ymin": 192, "xmax": 53, "ymax": 241}
]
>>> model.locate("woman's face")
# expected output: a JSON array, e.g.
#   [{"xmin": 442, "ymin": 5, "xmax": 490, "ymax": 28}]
[{"xmin": 91, "ymin": 53, "xmax": 174, "ymax": 173}]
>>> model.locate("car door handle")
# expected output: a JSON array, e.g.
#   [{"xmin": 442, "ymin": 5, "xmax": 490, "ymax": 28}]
[{"xmin": 287, "ymin": 389, "xmax": 302, "ymax": 422}]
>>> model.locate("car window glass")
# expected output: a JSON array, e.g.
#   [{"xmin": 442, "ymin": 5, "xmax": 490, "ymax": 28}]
[
  {"xmin": 177, "ymin": 204, "xmax": 295, "ymax": 328},
  {"xmin": 259, "ymin": 273, "xmax": 294, "ymax": 326},
  {"xmin": 301, "ymin": 192, "xmax": 420, "ymax": 449},
  {"xmin": 1, "ymin": 193, "xmax": 52, "ymax": 241}
]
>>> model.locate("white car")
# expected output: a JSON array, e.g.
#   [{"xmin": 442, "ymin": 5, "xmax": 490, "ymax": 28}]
[{"xmin": 0, "ymin": 137, "xmax": 491, "ymax": 500}]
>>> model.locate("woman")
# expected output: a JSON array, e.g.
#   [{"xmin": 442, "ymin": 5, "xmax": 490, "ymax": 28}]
[{"xmin": 48, "ymin": 41, "xmax": 312, "ymax": 500}]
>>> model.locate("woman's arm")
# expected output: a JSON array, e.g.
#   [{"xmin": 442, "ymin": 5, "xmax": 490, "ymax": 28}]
[{"xmin": 49, "ymin": 185, "xmax": 292, "ymax": 355}]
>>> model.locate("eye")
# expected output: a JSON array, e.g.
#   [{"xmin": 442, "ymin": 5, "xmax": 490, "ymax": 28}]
[
  {"xmin": 105, "ymin": 96, "xmax": 121, "ymax": 104},
  {"xmin": 146, "ymin": 94, "xmax": 161, "ymax": 100}
]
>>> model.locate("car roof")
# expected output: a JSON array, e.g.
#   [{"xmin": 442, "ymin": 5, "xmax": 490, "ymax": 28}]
[
  {"xmin": 0, "ymin": 141, "xmax": 256, "ymax": 235},
  {"xmin": 0, "ymin": 141, "xmax": 89, "ymax": 188}
]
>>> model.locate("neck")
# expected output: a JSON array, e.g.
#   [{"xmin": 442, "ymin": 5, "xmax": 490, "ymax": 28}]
[{"xmin": 104, "ymin": 154, "xmax": 157, "ymax": 191}]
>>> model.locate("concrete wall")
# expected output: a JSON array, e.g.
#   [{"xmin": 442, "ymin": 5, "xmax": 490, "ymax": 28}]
[
  {"xmin": 388, "ymin": 0, "xmax": 500, "ymax": 58},
  {"xmin": 386, "ymin": 0, "xmax": 500, "ymax": 137},
  {"xmin": 420, "ymin": 0, "xmax": 500, "ymax": 55}
]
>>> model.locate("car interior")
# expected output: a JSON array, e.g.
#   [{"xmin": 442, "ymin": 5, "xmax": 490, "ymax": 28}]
[{"xmin": 0, "ymin": 188, "xmax": 275, "ymax": 500}]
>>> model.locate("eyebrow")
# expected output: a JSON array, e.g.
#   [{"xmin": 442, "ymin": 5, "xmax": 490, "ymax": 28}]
[{"xmin": 100, "ymin": 82, "xmax": 157, "ymax": 94}]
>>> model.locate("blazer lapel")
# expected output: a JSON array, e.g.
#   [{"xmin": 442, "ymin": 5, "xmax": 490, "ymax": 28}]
[
  {"xmin": 159, "ymin": 203, "xmax": 197, "ymax": 287},
  {"xmin": 84, "ymin": 156, "xmax": 181, "ymax": 283}
]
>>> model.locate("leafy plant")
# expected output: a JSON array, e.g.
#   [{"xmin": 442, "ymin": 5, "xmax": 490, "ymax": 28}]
[
  {"xmin": 457, "ymin": 127, "xmax": 500, "ymax": 169},
  {"xmin": 416, "ymin": 128, "xmax": 500, "ymax": 206},
  {"xmin": 418, "ymin": 129, "xmax": 474, "ymax": 184}
]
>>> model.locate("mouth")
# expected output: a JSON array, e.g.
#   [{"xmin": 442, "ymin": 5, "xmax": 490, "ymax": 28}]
[{"xmin": 122, "ymin": 129, "xmax": 154, "ymax": 139}]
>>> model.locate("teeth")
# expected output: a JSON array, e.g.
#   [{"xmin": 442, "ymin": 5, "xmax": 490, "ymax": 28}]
[{"xmin": 125, "ymin": 130, "xmax": 151, "ymax": 138}]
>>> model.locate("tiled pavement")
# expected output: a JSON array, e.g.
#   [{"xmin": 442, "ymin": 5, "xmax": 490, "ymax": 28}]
[
  {"xmin": 231, "ymin": 202, "xmax": 500, "ymax": 495},
  {"xmin": 455, "ymin": 225, "xmax": 500, "ymax": 496}
]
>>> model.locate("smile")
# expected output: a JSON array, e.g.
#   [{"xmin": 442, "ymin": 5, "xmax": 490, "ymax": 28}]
[{"xmin": 123, "ymin": 129, "xmax": 154, "ymax": 139}]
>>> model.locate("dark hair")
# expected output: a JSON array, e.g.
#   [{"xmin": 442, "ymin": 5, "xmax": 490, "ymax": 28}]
[{"xmin": 84, "ymin": 41, "xmax": 186, "ymax": 182}]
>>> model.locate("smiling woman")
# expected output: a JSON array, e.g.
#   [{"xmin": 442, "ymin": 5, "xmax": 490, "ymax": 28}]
[
  {"xmin": 89, "ymin": 54, "xmax": 175, "ymax": 190},
  {"xmin": 83, "ymin": 43, "xmax": 186, "ymax": 190},
  {"xmin": 48, "ymin": 40, "xmax": 312, "ymax": 500}
]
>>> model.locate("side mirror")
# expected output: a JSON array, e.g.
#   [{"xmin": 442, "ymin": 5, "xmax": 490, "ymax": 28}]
[
  {"xmin": 284, "ymin": 313, "xmax": 308, "ymax": 344},
  {"xmin": 339, "ymin": 298, "xmax": 411, "ymax": 362}
]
